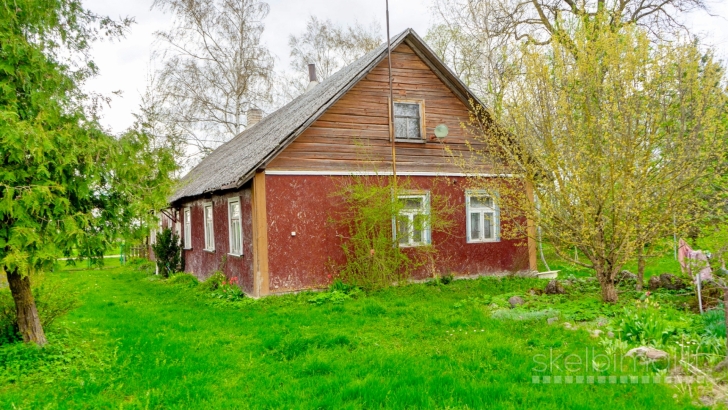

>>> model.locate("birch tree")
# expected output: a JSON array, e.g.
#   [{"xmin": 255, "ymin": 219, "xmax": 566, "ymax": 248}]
[
  {"xmin": 465, "ymin": 17, "xmax": 727, "ymax": 303},
  {"xmin": 153, "ymin": 0, "xmax": 275, "ymax": 163},
  {"xmin": 281, "ymin": 16, "xmax": 381, "ymax": 97}
]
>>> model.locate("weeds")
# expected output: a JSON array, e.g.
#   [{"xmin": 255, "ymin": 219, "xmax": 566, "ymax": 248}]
[
  {"xmin": 331, "ymin": 175, "xmax": 453, "ymax": 290},
  {"xmin": 618, "ymin": 297, "xmax": 690, "ymax": 347},
  {"xmin": 0, "ymin": 276, "xmax": 79, "ymax": 345}
]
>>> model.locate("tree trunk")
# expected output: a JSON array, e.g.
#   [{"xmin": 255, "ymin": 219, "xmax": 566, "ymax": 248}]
[
  {"xmin": 636, "ymin": 247, "xmax": 645, "ymax": 291},
  {"xmin": 724, "ymin": 288, "xmax": 728, "ymax": 356},
  {"xmin": 600, "ymin": 280, "xmax": 618, "ymax": 303},
  {"xmin": 596, "ymin": 267, "xmax": 619, "ymax": 303},
  {"xmin": 6, "ymin": 268, "xmax": 47, "ymax": 346}
]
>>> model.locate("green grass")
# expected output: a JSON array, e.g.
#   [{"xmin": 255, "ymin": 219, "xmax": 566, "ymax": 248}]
[
  {"xmin": 0, "ymin": 266, "xmax": 703, "ymax": 409},
  {"xmin": 537, "ymin": 243, "xmax": 682, "ymax": 280}
]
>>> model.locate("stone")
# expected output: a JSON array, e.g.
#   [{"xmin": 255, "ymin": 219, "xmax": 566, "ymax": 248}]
[
  {"xmin": 508, "ymin": 296, "xmax": 525, "ymax": 308},
  {"xmin": 648, "ymin": 276, "xmax": 662, "ymax": 291},
  {"xmin": 544, "ymin": 280, "xmax": 565, "ymax": 295},
  {"xmin": 625, "ymin": 346, "xmax": 669, "ymax": 361},
  {"xmin": 607, "ymin": 331, "xmax": 615, "ymax": 338},
  {"xmin": 619, "ymin": 270, "xmax": 638, "ymax": 282},
  {"xmin": 547, "ymin": 317, "xmax": 559, "ymax": 325},
  {"xmin": 658, "ymin": 273, "xmax": 687, "ymax": 291},
  {"xmin": 590, "ymin": 329, "xmax": 603, "ymax": 338}
]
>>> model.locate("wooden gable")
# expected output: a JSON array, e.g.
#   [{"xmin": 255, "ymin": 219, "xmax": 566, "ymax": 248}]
[{"xmin": 267, "ymin": 43, "xmax": 480, "ymax": 174}]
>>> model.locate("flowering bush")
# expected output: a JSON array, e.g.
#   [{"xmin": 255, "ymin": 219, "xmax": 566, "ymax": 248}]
[{"xmin": 211, "ymin": 276, "xmax": 245, "ymax": 301}]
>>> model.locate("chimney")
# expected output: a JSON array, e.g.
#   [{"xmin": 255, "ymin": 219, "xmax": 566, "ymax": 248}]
[
  {"xmin": 247, "ymin": 108, "xmax": 263, "ymax": 127},
  {"xmin": 306, "ymin": 63, "xmax": 319, "ymax": 91}
]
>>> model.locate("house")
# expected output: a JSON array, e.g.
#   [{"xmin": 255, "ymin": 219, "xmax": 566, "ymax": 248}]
[{"xmin": 168, "ymin": 29, "xmax": 537, "ymax": 296}]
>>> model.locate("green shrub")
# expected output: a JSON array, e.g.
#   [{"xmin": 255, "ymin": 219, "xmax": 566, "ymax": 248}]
[
  {"xmin": 308, "ymin": 291, "xmax": 351, "ymax": 306},
  {"xmin": 210, "ymin": 276, "xmax": 245, "ymax": 301},
  {"xmin": 129, "ymin": 257, "xmax": 155, "ymax": 273},
  {"xmin": 199, "ymin": 271, "xmax": 225, "ymax": 292},
  {"xmin": 618, "ymin": 297, "xmax": 690, "ymax": 347},
  {"xmin": 703, "ymin": 307, "xmax": 726, "ymax": 338},
  {"xmin": 168, "ymin": 273, "xmax": 199, "ymax": 288},
  {"xmin": 0, "ymin": 331, "xmax": 111, "ymax": 384},
  {"xmin": 331, "ymin": 176, "xmax": 453, "ymax": 291},
  {"xmin": 151, "ymin": 228, "xmax": 182, "ymax": 278},
  {"xmin": 0, "ymin": 276, "xmax": 79, "ymax": 345},
  {"xmin": 426, "ymin": 273, "xmax": 454, "ymax": 286},
  {"xmin": 308, "ymin": 280, "xmax": 363, "ymax": 306},
  {"xmin": 198, "ymin": 272, "xmax": 245, "ymax": 301}
]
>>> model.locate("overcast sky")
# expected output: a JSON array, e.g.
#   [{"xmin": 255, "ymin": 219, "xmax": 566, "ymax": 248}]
[{"xmin": 83, "ymin": 0, "xmax": 728, "ymax": 135}]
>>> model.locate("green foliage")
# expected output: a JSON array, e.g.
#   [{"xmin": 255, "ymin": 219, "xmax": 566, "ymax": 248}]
[
  {"xmin": 426, "ymin": 273, "xmax": 455, "ymax": 286},
  {"xmin": 199, "ymin": 271, "xmax": 226, "ymax": 292},
  {"xmin": 307, "ymin": 291, "xmax": 352, "ymax": 306},
  {"xmin": 331, "ymin": 176, "xmax": 453, "ymax": 290},
  {"xmin": 0, "ymin": 263, "xmax": 703, "ymax": 408},
  {"xmin": 0, "ymin": 276, "xmax": 79, "ymax": 344},
  {"xmin": 151, "ymin": 228, "xmax": 182, "ymax": 278},
  {"xmin": 618, "ymin": 297, "xmax": 690, "ymax": 347},
  {"xmin": 470, "ymin": 14, "xmax": 728, "ymax": 303},
  {"xmin": 308, "ymin": 280, "xmax": 363, "ymax": 305},
  {"xmin": 702, "ymin": 307, "xmax": 726, "ymax": 338},
  {"xmin": 209, "ymin": 276, "xmax": 245, "ymax": 302},
  {"xmin": 0, "ymin": 0, "xmax": 166, "ymax": 276},
  {"xmin": 0, "ymin": 330, "xmax": 112, "ymax": 385},
  {"xmin": 0, "ymin": 0, "xmax": 177, "ymax": 342},
  {"xmin": 167, "ymin": 273, "xmax": 199, "ymax": 288},
  {"xmin": 491, "ymin": 308, "xmax": 559, "ymax": 321}
]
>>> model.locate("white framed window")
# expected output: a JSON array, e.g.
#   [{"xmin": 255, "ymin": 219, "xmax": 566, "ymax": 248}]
[
  {"xmin": 228, "ymin": 198, "xmax": 243, "ymax": 256},
  {"xmin": 203, "ymin": 202, "xmax": 215, "ymax": 251},
  {"xmin": 395, "ymin": 192, "xmax": 431, "ymax": 247},
  {"xmin": 466, "ymin": 191, "xmax": 499, "ymax": 243},
  {"xmin": 394, "ymin": 101, "xmax": 424, "ymax": 141},
  {"xmin": 183, "ymin": 207, "xmax": 192, "ymax": 249}
]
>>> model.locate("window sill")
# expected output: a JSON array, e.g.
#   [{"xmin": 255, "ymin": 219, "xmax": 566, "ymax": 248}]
[
  {"xmin": 467, "ymin": 239, "xmax": 500, "ymax": 244},
  {"xmin": 204, "ymin": 248, "xmax": 216, "ymax": 253},
  {"xmin": 395, "ymin": 139, "xmax": 425, "ymax": 144},
  {"xmin": 398, "ymin": 243, "xmax": 431, "ymax": 248},
  {"xmin": 183, "ymin": 247, "xmax": 192, "ymax": 251},
  {"xmin": 228, "ymin": 253, "xmax": 244, "ymax": 258}
]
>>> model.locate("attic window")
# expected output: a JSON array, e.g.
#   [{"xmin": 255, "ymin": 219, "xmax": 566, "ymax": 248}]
[{"xmin": 394, "ymin": 102, "xmax": 423, "ymax": 141}]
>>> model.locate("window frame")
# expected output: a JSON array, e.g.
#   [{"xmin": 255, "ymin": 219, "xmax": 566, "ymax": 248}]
[
  {"xmin": 392, "ymin": 99, "xmax": 426, "ymax": 142},
  {"xmin": 183, "ymin": 207, "xmax": 192, "ymax": 249},
  {"xmin": 465, "ymin": 190, "xmax": 500, "ymax": 243},
  {"xmin": 203, "ymin": 202, "xmax": 215, "ymax": 252},
  {"xmin": 394, "ymin": 191, "xmax": 431, "ymax": 247},
  {"xmin": 227, "ymin": 197, "xmax": 243, "ymax": 256}
]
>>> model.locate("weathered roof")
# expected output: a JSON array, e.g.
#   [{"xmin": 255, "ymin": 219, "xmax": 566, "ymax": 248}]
[{"xmin": 170, "ymin": 28, "xmax": 483, "ymax": 204}]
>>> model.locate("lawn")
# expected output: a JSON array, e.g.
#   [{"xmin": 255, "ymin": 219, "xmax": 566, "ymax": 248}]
[
  {"xmin": 537, "ymin": 243, "xmax": 684, "ymax": 280},
  {"xmin": 0, "ymin": 260, "xmax": 706, "ymax": 409}
]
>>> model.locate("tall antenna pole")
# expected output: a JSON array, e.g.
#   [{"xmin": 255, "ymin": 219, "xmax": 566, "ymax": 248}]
[{"xmin": 386, "ymin": 0, "xmax": 397, "ymax": 187}]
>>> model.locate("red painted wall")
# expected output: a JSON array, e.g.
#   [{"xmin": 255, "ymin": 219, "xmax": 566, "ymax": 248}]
[
  {"xmin": 178, "ymin": 185, "xmax": 255, "ymax": 294},
  {"xmin": 265, "ymin": 174, "xmax": 529, "ymax": 293}
]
